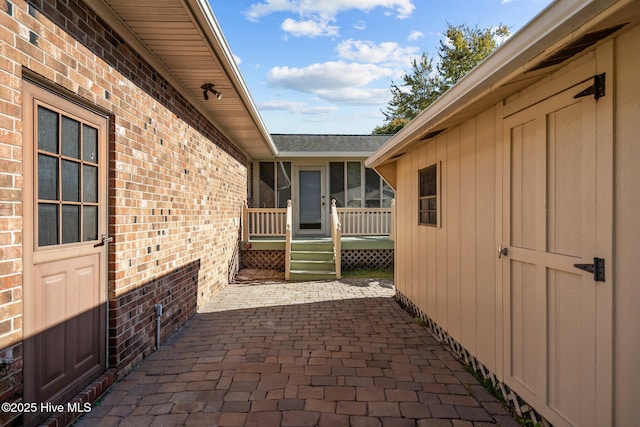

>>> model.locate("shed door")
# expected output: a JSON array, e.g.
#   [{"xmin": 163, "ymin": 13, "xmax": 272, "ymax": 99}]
[
  {"xmin": 502, "ymin": 73, "xmax": 611, "ymax": 426},
  {"xmin": 23, "ymin": 81, "xmax": 108, "ymax": 421}
]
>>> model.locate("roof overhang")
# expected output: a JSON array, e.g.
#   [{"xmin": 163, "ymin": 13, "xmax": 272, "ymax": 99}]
[
  {"xmin": 366, "ymin": 0, "xmax": 639, "ymax": 169},
  {"xmin": 88, "ymin": 0, "xmax": 278, "ymax": 160}
]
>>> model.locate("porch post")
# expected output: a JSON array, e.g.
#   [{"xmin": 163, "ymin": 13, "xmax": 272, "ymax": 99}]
[
  {"xmin": 285, "ymin": 200, "xmax": 292, "ymax": 280},
  {"xmin": 242, "ymin": 200, "xmax": 249, "ymax": 242}
]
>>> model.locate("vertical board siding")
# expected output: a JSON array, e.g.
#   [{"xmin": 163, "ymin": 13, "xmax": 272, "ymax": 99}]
[
  {"xmin": 446, "ymin": 129, "xmax": 462, "ymax": 341},
  {"xmin": 396, "ymin": 108, "xmax": 499, "ymax": 373},
  {"xmin": 614, "ymin": 26, "xmax": 640, "ymax": 427},
  {"xmin": 426, "ymin": 142, "xmax": 437, "ymax": 319},
  {"xmin": 436, "ymin": 137, "xmax": 448, "ymax": 329},
  {"xmin": 459, "ymin": 119, "xmax": 478, "ymax": 354},
  {"xmin": 475, "ymin": 108, "xmax": 496, "ymax": 365},
  {"xmin": 417, "ymin": 146, "xmax": 428, "ymax": 315}
]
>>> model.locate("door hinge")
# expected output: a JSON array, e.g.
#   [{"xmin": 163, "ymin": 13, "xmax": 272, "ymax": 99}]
[
  {"xmin": 574, "ymin": 73, "xmax": 605, "ymax": 100},
  {"xmin": 574, "ymin": 257, "xmax": 605, "ymax": 282}
]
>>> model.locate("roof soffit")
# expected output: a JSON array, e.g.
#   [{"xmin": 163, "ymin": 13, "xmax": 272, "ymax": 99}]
[{"xmin": 91, "ymin": 0, "xmax": 277, "ymax": 159}]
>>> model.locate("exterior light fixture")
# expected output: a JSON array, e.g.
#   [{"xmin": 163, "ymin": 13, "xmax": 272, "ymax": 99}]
[{"xmin": 201, "ymin": 83, "xmax": 222, "ymax": 100}]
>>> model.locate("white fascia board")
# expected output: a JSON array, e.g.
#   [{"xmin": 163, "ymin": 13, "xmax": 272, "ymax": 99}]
[{"xmin": 366, "ymin": 0, "xmax": 619, "ymax": 168}]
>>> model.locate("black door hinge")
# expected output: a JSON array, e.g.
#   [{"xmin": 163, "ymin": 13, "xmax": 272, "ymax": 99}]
[
  {"xmin": 574, "ymin": 73, "xmax": 606, "ymax": 100},
  {"xmin": 574, "ymin": 257, "xmax": 605, "ymax": 282}
]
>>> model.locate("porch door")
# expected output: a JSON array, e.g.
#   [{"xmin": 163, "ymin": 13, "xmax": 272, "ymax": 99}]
[
  {"xmin": 23, "ymin": 81, "xmax": 108, "ymax": 419},
  {"xmin": 296, "ymin": 167, "xmax": 325, "ymax": 234},
  {"xmin": 502, "ymin": 66, "xmax": 611, "ymax": 426}
]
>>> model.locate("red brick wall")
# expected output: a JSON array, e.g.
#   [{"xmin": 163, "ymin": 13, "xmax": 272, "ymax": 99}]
[{"xmin": 0, "ymin": 0, "xmax": 249, "ymax": 417}]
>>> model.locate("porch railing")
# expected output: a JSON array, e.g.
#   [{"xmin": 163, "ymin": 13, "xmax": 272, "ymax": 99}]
[
  {"xmin": 242, "ymin": 202, "xmax": 287, "ymax": 240},
  {"xmin": 242, "ymin": 199, "xmax": 395, "ymax": 240},
  {"xmin": 330, "ymin": 200, "xmax": 341, "ymax": 279},
  {"xmin": 337, "ymin": 201, "xmax": 395, "ymax": 237}
]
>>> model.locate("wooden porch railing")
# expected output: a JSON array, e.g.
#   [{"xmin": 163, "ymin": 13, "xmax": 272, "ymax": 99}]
[
  {"xmin": 242, "ymin": 201, "xmax": 287, "ymax": 240},
  {"xmin": 285, "ymin": 200, "xmax": 292, "ymax": 280},
  {"xmin": 242, "ymin": 200, "xmax": 396, "ymax": 240},
  {"xmin": 337, "ymin": 201, "xmax": 395, "ymax": 238},
  {"xmin": 330, "ymin": 199, "xmax": 341, "ymax": 279}
]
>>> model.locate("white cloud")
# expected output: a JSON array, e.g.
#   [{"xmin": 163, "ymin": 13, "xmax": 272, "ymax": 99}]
[
  {"xmin": 281, "ymin": 18, "xmax": 339, "ymax": 37},
  {"xmin": 266, "ymin": 61, "xmax": 395, "ymax": 92},
  {"xmin": 245, "ymin": 0, "xmax": 415, "ymax": 21},
  {"xmin": 300, "ymin": 106, "xmax": 340, "ymax": 114},
  {"xmin": 265, "ymin": 61, "xmax": 396, "ymax": 106},
  {"xmin": 245, "ymin": 0, "xmax": 415, "ymax": 38},
  {"xmin": 354, "ymin": 20, "xmax": 366, "ymax": 31},
  {"xmin": 259, "ymin": 100, "xmax": 307, "ymax": 111},
  {"xmin": 408, "ymin": 30, "xmax": 423, "ymax": 41},
  {"xmin": 315, "ymin": 87, "xmax": 392, "ymax": 105},
  {"xmin": 233, "ymin": 54, "xmax": 242, "ymax": 65},
  {"xmin": 336, "ymin": 39, "xmax": 419, "ymax": 66},
  {"xmin": 258, "ymin": 100, "xmax": 339, "ymax": 115}
]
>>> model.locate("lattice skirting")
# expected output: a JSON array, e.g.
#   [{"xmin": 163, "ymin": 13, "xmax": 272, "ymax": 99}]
[
  {"xmin": 240, "ymin": 250, "xmax": 285, "ymax": 271},
  {"xmin": 342, "ymin": 249, "xmax": 394, "ymax": 270},
  {"xmin": 394, "ymin": 291, "xmax": 552, "ymax": 427}
]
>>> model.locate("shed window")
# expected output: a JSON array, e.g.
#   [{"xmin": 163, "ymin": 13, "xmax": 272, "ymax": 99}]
[{"xmin": 419, "ymin": 164, "xmax": 438, "ymax": 226}]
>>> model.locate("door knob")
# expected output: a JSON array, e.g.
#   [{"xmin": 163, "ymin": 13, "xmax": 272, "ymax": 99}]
[
  {"xmin": 94, "ymin": 234, "xmax": 113, "ymax": 247},
  {"xmin": 498, "ymin": 245, "xmax": 508, "ymax": 258}
]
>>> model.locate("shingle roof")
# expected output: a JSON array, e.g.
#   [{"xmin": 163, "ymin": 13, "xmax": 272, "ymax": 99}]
[{"xmin": 271, "ymin": 134, "xmax": 392, "ymax": 155}]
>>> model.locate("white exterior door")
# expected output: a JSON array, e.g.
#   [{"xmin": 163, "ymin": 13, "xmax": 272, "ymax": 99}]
[
  {"xmin": 501, "ymin": 62, "xmax": 612, "ymax": 427},
  {"xmin": 23, "ymin": 81, "xmax": 108, "ymax": 421},
  {"xmin": 295, "ymin": 167, "xmax": 326, "ymax": 234}
]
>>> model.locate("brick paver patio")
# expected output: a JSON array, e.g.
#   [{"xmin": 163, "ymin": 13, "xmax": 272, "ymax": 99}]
[{"xmin": 76, "ymin": 274, "xmax": 519, "ymax": 426}]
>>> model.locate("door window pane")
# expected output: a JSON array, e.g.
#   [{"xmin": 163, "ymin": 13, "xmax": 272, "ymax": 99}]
[
  {"xmin": 83, "ymin": 124, "xmax": 98, "ymax": 163},
  {"xmin": 83, "ymin": 165, "xmax": 98, "ymax": 203},
  {"xmin": 38, "ymin": 106, "xmax": 59, "ymax": 154},
  {"xmin": 62, "ymin": 205, "xmax": 80, "ymax": 243},
  {"xmin": 38, "ymin": 203, "xmax": 59, "ymax": 246},
  {"xmin": 34, "ymin": 104, "xmax": 102, "ymax": 248},
  {"xmin": 62, "ymin": 160, "xmax": 80, "ymax": 202},
  {"xmin": 62, "ymin": 116, "xmax": 80, "ymax": 159},
  {"xmin": 38, "ymin": 154, "xmax": 59, "ymax": 200},
  {"xmin": 83, "ymin": 206, "xmax": 98, "ymax": 241},
  {"xmin": 329, "ymin": 162, "xmax": 345, "ymax": 207}
]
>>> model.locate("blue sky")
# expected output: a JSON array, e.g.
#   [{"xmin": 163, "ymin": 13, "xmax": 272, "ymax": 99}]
[{"xmin": 210, "ymin": 0, "xmax": 554, "ymax": 134}]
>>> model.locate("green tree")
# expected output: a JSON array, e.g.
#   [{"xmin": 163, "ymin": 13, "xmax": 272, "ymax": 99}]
[{"xmin": 373, "ymin": 23, "xmax": 509, "ymax": 135}]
